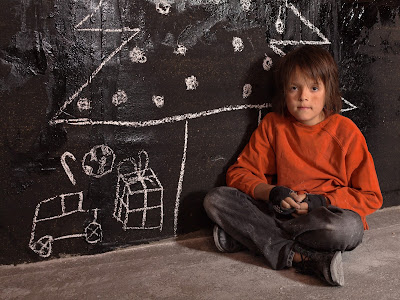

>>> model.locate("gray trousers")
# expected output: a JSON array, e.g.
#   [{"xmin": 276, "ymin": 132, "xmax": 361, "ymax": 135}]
[{"xmin": 203, "ymin": 186, "xmax": 364, "ymax": 270}]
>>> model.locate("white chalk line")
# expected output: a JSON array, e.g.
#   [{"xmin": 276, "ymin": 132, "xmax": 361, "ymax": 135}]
[
  {"xmin": 270, "ymin": 39, "xmax": 330, "ymax": 46},
  {"xmin": 258, "ymin": 109, "xmax": 263, "ymax": 125},
  {"xmin": 341, "ymin": 97, "xmax": 358, "ymax": 112},
  {"xmin": 54, "ymin": 234, "xmax": 85, "ymax": 241},
  {"xmin": 76, "ymin": 28, "xmax": 141, "ymax": 32},
  {"xmin": 49, "ymin": 103, "xmax": 271, "ymax": 127},
  {"xmin": 61, "ymin": 152, "xmax": 77, "ymax": 185},
  {"xmin": 286, "ymin": 3, "xmax": 330, "ymax": 43},
  {"xmin": 51, "ymin": 28, "xmax": 141, "ymax": 121},
  {"xmin": 174, "ymin": 120, "xmax": 188, "ymax": 236},
  {"xmin": 35, "ymin": 209, "xmax": 85, "ymax": 223},
  {"xmin": 127, "ymin": 205, "xmax": 163, "ymax": 213},
  {"xmin": 75, "ymin": 0, "xmax": 104, "ymax": 29}
]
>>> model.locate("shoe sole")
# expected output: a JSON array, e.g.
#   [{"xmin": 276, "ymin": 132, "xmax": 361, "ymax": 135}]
[
  {"xmin": 213, "ymin": 225, "xmax": 227, "ymax": 253},
  {"xmin": 330, "ymin": 251, "xmax": 345, "ymax": 286}
]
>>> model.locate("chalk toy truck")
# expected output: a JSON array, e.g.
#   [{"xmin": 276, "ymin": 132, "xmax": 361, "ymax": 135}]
[{"xmin": 29, "ymin": 191, "xmax": 102, "ymax": 258}]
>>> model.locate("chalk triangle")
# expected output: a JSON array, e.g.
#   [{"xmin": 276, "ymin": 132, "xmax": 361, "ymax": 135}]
[
  {"xmin": 341, "ymin": 97, "xmax": 358, "ymax": 112},
  {"xmin": 270, "ymin": 1, "xmax": 331, "ymax": 56},
  {"xmin": 49, "ymin": 0, "xmax": 140, "ymax": 123}
]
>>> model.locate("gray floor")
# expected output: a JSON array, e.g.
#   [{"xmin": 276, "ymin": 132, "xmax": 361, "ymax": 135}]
[{"xmin": 1, "ymin": 206, "xmax": 400, "ymax": 300}]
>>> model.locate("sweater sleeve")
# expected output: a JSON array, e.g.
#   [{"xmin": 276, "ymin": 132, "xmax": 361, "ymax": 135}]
[
  {"xmin": 325, "ymin": 130, "xmax": 383, "ymax": 228},
  {"xmin": 226, "ymin": 115, "xmax": 277, "ymax": 198}
]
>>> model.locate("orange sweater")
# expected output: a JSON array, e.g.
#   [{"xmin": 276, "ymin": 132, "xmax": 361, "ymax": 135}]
[{"xmin": 226, "ymin": 112, "xmax": 383, "ymax": 229}]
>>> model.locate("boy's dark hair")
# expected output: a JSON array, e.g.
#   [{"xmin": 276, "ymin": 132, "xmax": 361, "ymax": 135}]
[{"xmin": 273, "ymin": 45, "xmax": 342, "ymax": 116}]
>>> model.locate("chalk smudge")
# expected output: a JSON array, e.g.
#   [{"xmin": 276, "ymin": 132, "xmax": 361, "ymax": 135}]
[
  {"xmin": 232, "ymin": 37, "xmax": 244, "ymax": 52},
  {"xmin": 263, "ymin": 54, "xmax": 273, "ymax": 71},
  {"xmin": 129, "ymin": 47, "xmax": 147, "ymax": 63},
  {"xmin": 112, "ymin": 90, "xmax": 128, "ymax": 106},
  {"xmin": 185, "ymin": 75, "xmax": 199, "ymax": 90},
  {"xmin": 77, "ymin": 98, "xmax": 91, "ymax": 111},
  {"xmin": 156, "ymin": 1, "xmax": 171, "ymax": 15},
  {"xmin": 152, "ymin": 95, "xmax": 165, "ymax": 108},
  {"xmin": 243, "ymin": 84, "xmax": 252, "ymax": 98},
  {"xmin": 174, "ymin": 44, "xmax": 188, "ymax": 55}
]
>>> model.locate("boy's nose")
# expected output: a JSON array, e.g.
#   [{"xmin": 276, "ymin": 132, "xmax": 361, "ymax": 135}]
[{"xmin": 299, "ymin": 88, "xmax": 309, "ymax": 101}]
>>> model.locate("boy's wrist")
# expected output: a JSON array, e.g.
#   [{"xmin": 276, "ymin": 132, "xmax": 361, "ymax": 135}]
[{"xmin": 254, "ymin": 183, "xmax": 275, "ymax": 201}]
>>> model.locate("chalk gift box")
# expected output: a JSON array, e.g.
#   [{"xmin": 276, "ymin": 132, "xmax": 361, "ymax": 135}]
[{"xmin": 114, "ymin": 151, "xmax": 164, "ymax": 230}]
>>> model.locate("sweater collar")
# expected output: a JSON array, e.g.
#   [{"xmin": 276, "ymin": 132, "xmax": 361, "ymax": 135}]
[{"xmin": 287, "ymin": 110, "xmax": 335, "ymax": 131}]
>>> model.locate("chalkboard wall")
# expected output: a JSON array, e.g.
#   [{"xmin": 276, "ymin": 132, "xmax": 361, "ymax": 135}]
[{"xmin": 1, "ymin": 0, "xmax": 399, "ymax": 265}]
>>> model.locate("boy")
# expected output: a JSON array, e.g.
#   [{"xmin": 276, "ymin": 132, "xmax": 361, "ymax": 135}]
[{"xmin": 204, "ymin": 45, "xmax": 383, "ymax": 286}]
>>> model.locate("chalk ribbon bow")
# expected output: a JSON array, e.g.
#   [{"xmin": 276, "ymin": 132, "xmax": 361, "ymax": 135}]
[{"xmin": 118, "ymin": 150, "xmax": 151, "ymax": 184}]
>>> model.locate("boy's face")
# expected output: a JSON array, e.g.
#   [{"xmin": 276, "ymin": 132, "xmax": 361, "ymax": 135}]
[{"xmin": 285, "ymin": 67, "xmax": 326, "ymax": 126}]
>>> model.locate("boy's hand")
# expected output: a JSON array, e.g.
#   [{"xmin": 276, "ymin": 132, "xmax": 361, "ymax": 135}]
[
  {"xmin": 269, "ymin": 186, "xmax": 307, "ymax": 215},
  {"xmin": 291, "ymin": 201, "xmax": 309, "ymax": 217},
  {"xmin": 281, "ymin": 193, "xmax": 307, "ymax": 215}
]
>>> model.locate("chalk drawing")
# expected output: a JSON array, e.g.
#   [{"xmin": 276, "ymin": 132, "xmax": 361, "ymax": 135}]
[
  {"xmin": 50, "ymin": 103, "xmax": 271, "ymax": 127},
  {"xmin": 243, "ymin": 84, "xmax": 252, "ymax": 99},
  {"xmin": 82, "ymin": 145, "xmax": 116, "ymax": 178},
  {"xmin": 263, "ymin": 54, "xmax": 273, "ymax": 71},
  {"xmin": 114, "ymin": 150, "xmax": 164, "ymax": 230},
  {"xmin": 269, "ymin": 1, "xmax": 330, "ymax": 56},
  {"xmin": 341, "ymin": 97, "xmax": 358, "ymax": 112},
  {"xmin": 268, "ymin": 2, "xmax": 358, "ymax": 111},
  {"xmin": 240, "ymin": 0, "xmax": 252, "ymax": 12},
  {"xmin": 77, "ymin": 98, "xmax": 91, "ymax": 112},
  {"xmin": 185, "ymin": 75, "xmax": 199, "ymax": 90},
  {"xmin": 61, "ymin": 152, "xmax": 77, "ymax": 185},
  {"xmin": 174, "ymin": 120, "xmax": 188, "ymax": 235},
  {"xmin": 48, "ymin": 1, "xmax": 355, "ymax": 240},
  {"xmin": 50, "ymin": 1, "xmax": 279, "ymax": 126},
  {"xmin": 275, "ymin": 4, "xmax": 286, "ymax": 34},
  {"xmin": 74, "ymin": 0, "xmax": 139, "ymax": 33},
  {"xmin": 50, "ymin": 0, "xmax": 141, "ymax": 122},
  {"xmin": 258, "ymin": 110, "xmax": 263, "ymax": 125},
  {"xmin": 74, "ymin": 0, "xmax": 104, "ymax": 30},
  {"xmin": 129, "ymin": 47, "xmax": 148, "ymax": 64},
  {"xmin": 156, "ymin": 1, "xmax": 171, "ymax": 15},
  {"xmin": 76, "ymin": 27, "xmax": 141, "ymax": 33},
  {"xmin": 174, "ymin": 44, "xmax": 188, "ymax": 56},
  {"xmin": 29, "ymin": 191, "xmax": 102, "ymax": 258},
  {"xmin": 232, "ymin": 37, "xmax": 244, "ymax": 52},
  {"xmin": 112, "ymin": 90, "xmax": 128, "ymax": 106},
  {"xmin": 152, "ymin": 95, "xmax": 165, "ymax": 108}
]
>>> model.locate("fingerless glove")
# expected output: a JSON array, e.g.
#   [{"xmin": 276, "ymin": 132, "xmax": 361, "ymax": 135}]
[
  {"xmin": 269, "ymin": 186, "xmax": 296, "ymax": 215},
  {"xmin": 302, "ymin": 194, "xmax": 327, "ymax": 212}
]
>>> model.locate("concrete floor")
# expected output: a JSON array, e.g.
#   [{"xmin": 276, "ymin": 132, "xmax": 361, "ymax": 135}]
[{"xmin": 1, "ymin": 206, "xmax": 400, "ymax": 300}]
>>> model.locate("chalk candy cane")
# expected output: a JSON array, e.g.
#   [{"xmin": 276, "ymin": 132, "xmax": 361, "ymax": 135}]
[{"xmin": 61, "ymin": 152, "xmax": 77, "ymax": 185}]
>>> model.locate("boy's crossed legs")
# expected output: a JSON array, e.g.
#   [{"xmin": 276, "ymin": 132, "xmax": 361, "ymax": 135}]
[{"xmin": 203, "ymin": 186, "xmax": 364, "ymax": 286}]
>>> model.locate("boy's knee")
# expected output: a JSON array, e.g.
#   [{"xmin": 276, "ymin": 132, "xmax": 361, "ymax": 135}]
[
  {"xmin": 338, "ymin": 210, "xmax": 364, "ymax": 249},
  {"xmin": 299, "ymin": 207, "xmax": 364, "ymax": 251},
  {"xmin": 324, "ymin": 208, "xmax": 364, "ymax": 251},
  {"xmin": 203, "ymin": 186, "xmax": 235, "ymax": 212}
]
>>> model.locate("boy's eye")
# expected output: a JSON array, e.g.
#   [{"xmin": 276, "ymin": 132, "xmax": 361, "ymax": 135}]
[
  {"xmin": 290, "ymin": 86, "xmax": 297, "ymax": 91},
  {"xmin": 312, "ymin": 86, "xmax": 319, "ymax": 91}
]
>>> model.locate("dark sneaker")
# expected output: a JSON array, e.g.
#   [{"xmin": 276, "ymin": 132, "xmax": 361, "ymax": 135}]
[
  {"xmin": 292, "ymin": 244, "xmax": 345, "ymax": 286},
  {"xmin": 213, "ymin": 225, "xmax": 244, "ymax": 253}
]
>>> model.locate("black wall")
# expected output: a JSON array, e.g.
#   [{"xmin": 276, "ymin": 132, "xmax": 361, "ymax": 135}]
[{"xmin": 1, "ymin": 0, "xmax": 399, "ymax": 265}]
